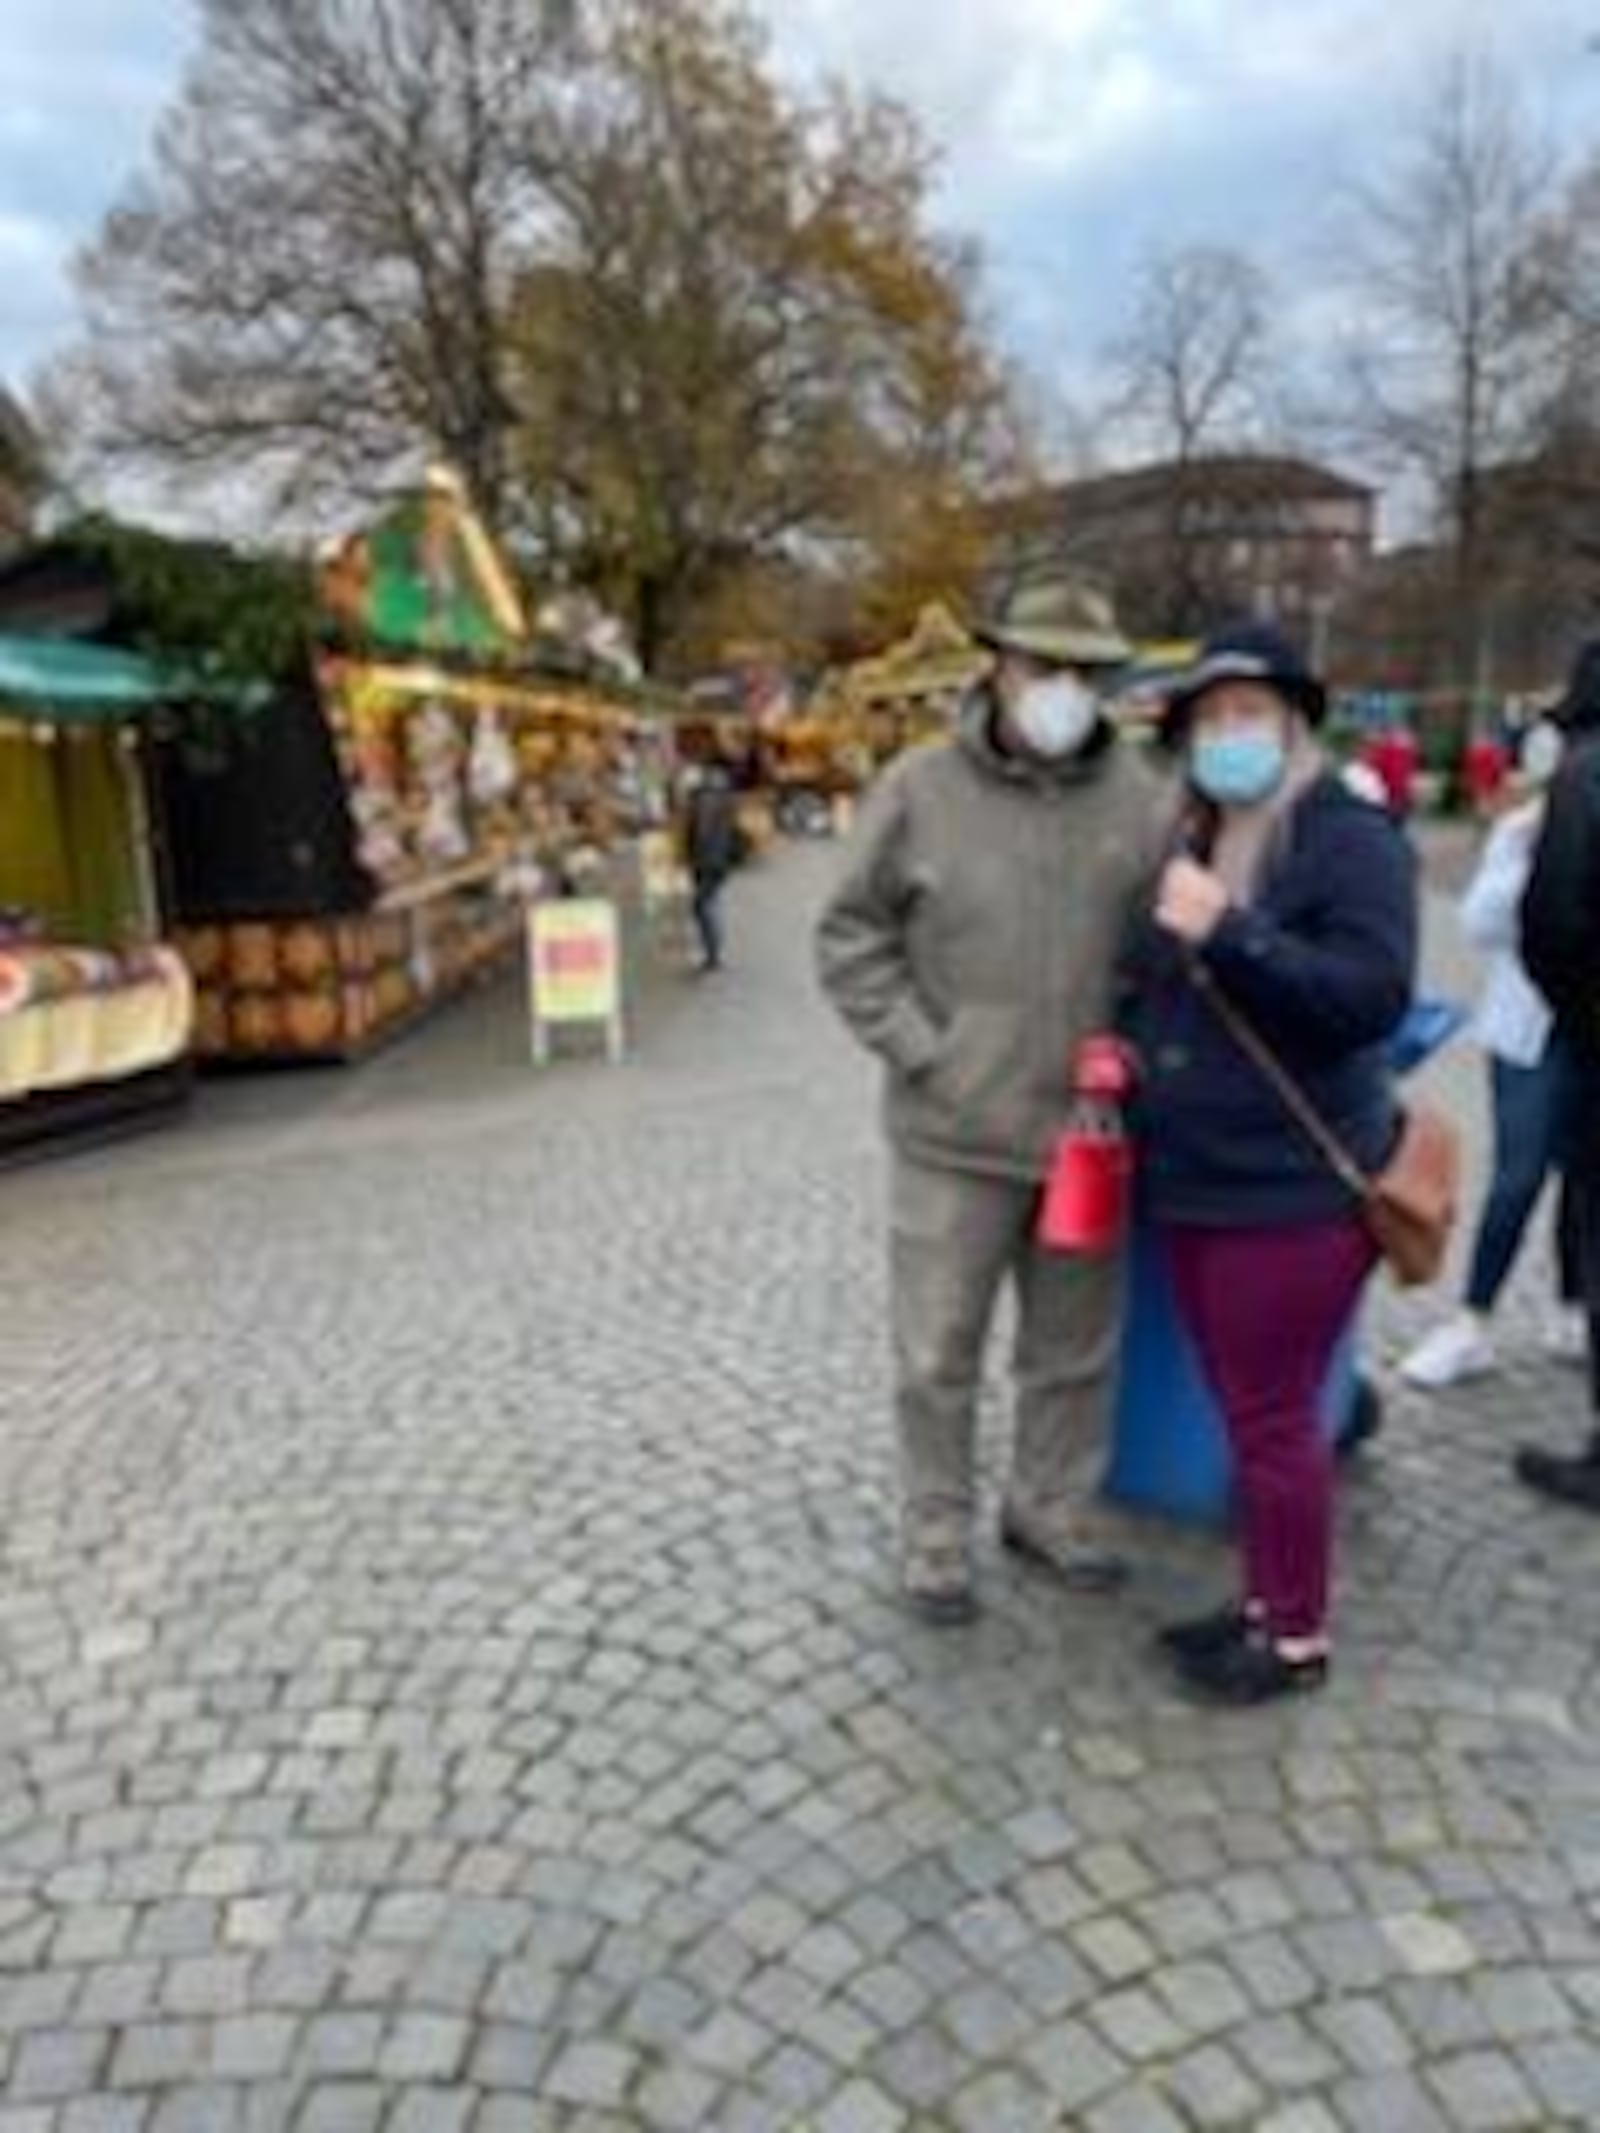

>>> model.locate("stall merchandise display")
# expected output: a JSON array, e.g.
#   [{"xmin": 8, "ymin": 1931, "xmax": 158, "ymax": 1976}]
[
  {"xmin": 0, "ymin": 938, "xmax": 191, "ymax": 1103},
  {"xmin": 179, "ymin": 658, "xmax": 677, "ymax": 1064},
  {"xmin": 0, "ymin": 479, "xmax": 679, "ymax": 1079},
  {"xmin": 161, "ymin": 469, "xmax": 675, "ymax": 1066},
  {"xmin": 180, "ymin": 900, "xmax": 508, "ymax": 1062},
  {"xmin": 753, "ymin": 605, "xmax": 989, "ymax": 833},
  {"xmin": 843, "ymin": 603, "xmax": 990, "ymax": 760}
]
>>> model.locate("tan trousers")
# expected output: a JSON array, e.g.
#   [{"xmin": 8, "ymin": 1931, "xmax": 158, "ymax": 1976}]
[{"xmin": 890, "ymin": 1155, "xmax": 1121, "ymax": 1540}]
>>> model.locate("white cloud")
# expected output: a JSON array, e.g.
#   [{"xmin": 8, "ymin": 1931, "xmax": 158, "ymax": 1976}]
[
  {"xmin": 768, "ymin": 0, "xmax": 1188, "ymax": 214},
  {"xmin": 769, "ymin": 0, "xmax": 1575, "ymax": 165},
  {"xmin": 766, "ymin": 0, "xmax": 1594, "ymax": 425}
]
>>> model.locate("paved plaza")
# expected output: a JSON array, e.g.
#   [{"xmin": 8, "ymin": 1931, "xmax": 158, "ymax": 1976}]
[{"xmin": 4, "ymin": 841, "xmax": 1600, "ymax": 2132}]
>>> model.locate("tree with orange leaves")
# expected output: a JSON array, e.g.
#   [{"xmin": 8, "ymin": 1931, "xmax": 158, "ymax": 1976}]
[{"xmin": 507, "ymin": 0, "xmax": 1026, "ymax": 671}]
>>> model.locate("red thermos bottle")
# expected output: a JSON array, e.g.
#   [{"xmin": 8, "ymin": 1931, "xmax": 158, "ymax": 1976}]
[{"xmin": 1038, "ymin": 1035, "xmax": 1134, "ymax": 1255}]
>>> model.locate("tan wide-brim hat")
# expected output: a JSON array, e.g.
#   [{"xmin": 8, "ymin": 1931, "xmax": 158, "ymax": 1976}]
[{"xmin": 975, "ymin": 575, "xmax": 1132, "ymax": 671}]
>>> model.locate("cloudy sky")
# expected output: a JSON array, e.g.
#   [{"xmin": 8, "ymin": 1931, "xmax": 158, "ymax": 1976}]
[{"xmin": 3, "ymin": 0, "xmax": 1595, "ymax": 458}]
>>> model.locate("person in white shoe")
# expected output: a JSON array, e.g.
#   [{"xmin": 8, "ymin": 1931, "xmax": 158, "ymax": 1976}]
[{"xmin": 1401, "ymin": 717, "xmax": 1582, "ymax": 1392}]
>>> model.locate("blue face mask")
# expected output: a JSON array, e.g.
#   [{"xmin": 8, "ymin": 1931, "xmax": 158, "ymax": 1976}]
[{"xmin": 1192, "ymin": 729, "xmax": 1287, "ymax": 806}]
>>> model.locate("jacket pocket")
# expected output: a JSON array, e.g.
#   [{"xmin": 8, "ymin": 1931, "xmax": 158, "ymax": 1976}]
[{"xmin": 911, "ymin": 1005, "xmax": 1035, "ymax": 1147}]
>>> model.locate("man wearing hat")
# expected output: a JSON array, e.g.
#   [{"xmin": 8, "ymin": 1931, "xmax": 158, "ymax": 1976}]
[
  {"xmin": 816, "ymin": 576, "xmax": 1166, "ymax": 1622},
  {"xmin": 1516, "ymin": 639, "xmax": 1600, "ymax": 1511}
]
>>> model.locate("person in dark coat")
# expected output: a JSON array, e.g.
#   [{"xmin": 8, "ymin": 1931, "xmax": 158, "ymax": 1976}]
[
  {"xmin": 1515, "ymin": 640, "xmax": 1600, "ymax": 1510},
  {"xmin": 682, "ymin": 763, "xmax": 742, "ymax": 972},
  {"xmin": 1122, "ymin": 623, "xmax": 1417, "ymax": 1705}
]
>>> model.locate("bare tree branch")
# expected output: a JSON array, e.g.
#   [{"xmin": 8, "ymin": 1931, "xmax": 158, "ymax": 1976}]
[
  {"xmin": 1334, "ymin": 46, "xmax": 1562, "ymax": 697},
  {"xmin": 54, "ymin": 0, "xmax": 572, "ymax": 524}
]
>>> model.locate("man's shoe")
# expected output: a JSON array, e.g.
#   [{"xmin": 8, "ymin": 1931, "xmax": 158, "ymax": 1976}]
[
  {"xmin": 901, "ymin": 1530, "xmax": 979, "ymax": 1626},
  {"xmin": 1400, "ymin": 1315, "xmax": 1496, "ymax": 1390},
  {"xmin": 1173, "ymin": 1631, "xmax": 1329, "ymax": 1707},
  {"xmin": 1513, "ymin": 1443, "xmax": 1600, "ymax": 1512},
  {"xmin": 1000, "ymin": 1510, "xmax": 1129, "ymax": 1593},
  {"xmin": 1157, "ymin": 1601, "xmax": 1255, "ymax": 1662}
]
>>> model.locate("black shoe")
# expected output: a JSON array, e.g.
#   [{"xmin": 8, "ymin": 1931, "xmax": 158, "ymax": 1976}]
[
  {"xmin": 1157, "ymin": 1602, "xmax": 1254, "ymax": 1662},
  {"xmin": 1514, "ymin": 1444, "xmax": 1600, "ymax": 1512},
  {"xmin": 1173, "ymin": 1632, "xmax": 1329, "ymax": 1707}
]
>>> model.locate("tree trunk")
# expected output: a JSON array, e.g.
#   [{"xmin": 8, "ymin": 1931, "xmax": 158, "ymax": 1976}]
[
  {"xmin": 1452, "ymin": 461, "xmax": 1488, "ymax": 750},
  {"xmin": 634, "ymin": 574, "xmax": 670, "ymax": 678}
]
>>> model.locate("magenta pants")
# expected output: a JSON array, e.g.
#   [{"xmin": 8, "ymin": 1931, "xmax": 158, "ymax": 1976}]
[{"xmin": 1164, "ymin": 1219, "xmax": 1376, "ymax": 1640}]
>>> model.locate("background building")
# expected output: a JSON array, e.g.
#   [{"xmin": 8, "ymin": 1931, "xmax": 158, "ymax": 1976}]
[
  {"xmin": 990, "ymin": 452, "xmax": 1377, "ymax": 652},
  {"xmin": 1329, "ymin": 437, "xmax": 1600, "ymax": 704}
]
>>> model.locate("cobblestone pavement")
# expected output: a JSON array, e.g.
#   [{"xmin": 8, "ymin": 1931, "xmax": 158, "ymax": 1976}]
[{"xmin": 4, "ymin": 841, "xmax": 1600, "ymax": 2133}]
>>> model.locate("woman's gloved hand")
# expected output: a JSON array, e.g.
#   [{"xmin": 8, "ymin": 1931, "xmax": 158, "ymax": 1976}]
[{"xmin": 1154, "ymin": 856, "xmax": 1231, "ymax": 946}]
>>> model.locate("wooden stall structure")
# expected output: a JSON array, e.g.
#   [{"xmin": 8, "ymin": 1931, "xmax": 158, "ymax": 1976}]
[
  {"xmin": 177, "ymin": 480, "xmax": 674, "ymax": 1063},
  {"xmin": 0, "ymin": 480, "xmax": 678, "ymax": 1068},
  {"xmin": 0, "ymin": 635, "xmax": 193, "ymax": 1157},
  {"xmin": 841, "ymin": 603, "xmax": 991, "ymax": 766}
]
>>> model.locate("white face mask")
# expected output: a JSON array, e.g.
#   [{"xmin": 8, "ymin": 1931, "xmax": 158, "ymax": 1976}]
[{"xmin": 1011, "ymin": 674, "xmax": 1099, "ymax": 758}]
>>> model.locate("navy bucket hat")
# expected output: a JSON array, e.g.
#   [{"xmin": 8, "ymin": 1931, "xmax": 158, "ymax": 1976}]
[{"xmin": 1162, "ymin": 621, "xmax": 1328, "ymax": 741}]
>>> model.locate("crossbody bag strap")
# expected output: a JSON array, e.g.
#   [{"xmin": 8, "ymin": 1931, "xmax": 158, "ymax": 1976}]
[{"xmin": 1185, "ymin": 954, "xmax": 1372, "ymax": 1198}]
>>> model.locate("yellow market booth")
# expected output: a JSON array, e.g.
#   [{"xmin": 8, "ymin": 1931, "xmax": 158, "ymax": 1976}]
[
  {"xmin": 842, "ymin": 603, "xmax": 992, "ymax": 767},
  {"xmin": 0, "ymin": 636, "xmax": 192, "ymax": 1155}
]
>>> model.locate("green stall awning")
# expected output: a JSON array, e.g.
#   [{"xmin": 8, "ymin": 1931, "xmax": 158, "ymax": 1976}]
[
  {"xmin": 0, "ymin": 635, "xmax": 268, "ymax": 728},
  {"xmin": 0, "ymin": 635, "xmax": 169, "ymax": 723}
]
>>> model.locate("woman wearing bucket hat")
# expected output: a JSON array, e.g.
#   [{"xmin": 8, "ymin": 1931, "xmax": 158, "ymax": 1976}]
[
  {"xmin": 818, "ymin": 573, "xmax": 1168, "ymax": 1623},
  {"xmin": 1121, "ymin": 621, "xmax": 1418, "ymax": 1705}
]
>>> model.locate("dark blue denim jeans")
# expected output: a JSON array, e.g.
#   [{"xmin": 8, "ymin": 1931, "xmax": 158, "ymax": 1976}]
[
  {"xmin": 690, "ymin": 872, "xmax": 726, "ymax": 969},
  {"xmin": 1466, "ymin": 1044, "xmax": 1579, "ymax": 1312}
]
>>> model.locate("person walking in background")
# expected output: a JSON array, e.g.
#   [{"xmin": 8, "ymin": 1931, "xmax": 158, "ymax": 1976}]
[
  {"xmin": 817, "ymin": 576, "xmax": 1165, "ymax": 1624},
  {"xmin": 682, "ymin": 761, "xmax": 742, "ymax": 973},
  {"xmin": 1123, "ymin": 624, "xmax": 1417, "ymax": 1705},
  {"xmin": 1401, "ymin": 715, "xmax": 1583, "ymax": 1389},
  {"xmin": 1514, "ymin": 642, "xmax": 1600, "ymax": 1511},
  {"xmin": 1462, "ymin": 725, "xmax": 1511, "ymax": 821},
  {"xmin": 1361, "ymin": 719, "xmax": 1420, "ymax": 820}
]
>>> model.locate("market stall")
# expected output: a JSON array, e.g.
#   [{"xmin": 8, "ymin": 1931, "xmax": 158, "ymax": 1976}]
[
  {"xmin": 0, "ymin": 635, "xmax": 193, "ymax": 1155},
  {"xmin": 1109, "ymin": 639, "xmax": 1201, "ymax": 735},
  {"xmin": 161, "ymin": 476, "xmax": 676, "ymax": 1063},
  {"xmin": 684, "ymin": 606, "xmax": 990, "ymax": 841},
  {"xmin": 841, "ymin": 603, "xmax": 991, "ymax": 765},
  {"xmin": 754, "ymin": 695, "xmax": 876, "ymax": 835}
]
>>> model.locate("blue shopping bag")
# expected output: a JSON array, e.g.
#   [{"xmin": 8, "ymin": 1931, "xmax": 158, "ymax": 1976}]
[{"xmin": 1103, "ymin": 1223, "xmax": 1357, "ymax": 1527}]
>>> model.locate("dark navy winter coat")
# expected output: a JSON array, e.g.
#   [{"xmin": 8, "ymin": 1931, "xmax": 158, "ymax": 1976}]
[
  {"xmin": 1523, "ymin": 735, "xmax": 1600, "ymax": 1059},
  {"xmin": 1121, "ymin": 774, "xmax": 1418, "ymax": 1228}
]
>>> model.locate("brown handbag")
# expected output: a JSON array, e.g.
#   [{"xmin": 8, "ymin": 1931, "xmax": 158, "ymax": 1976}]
[{"xmin": 1187, "ymin": 960, "xmax": 1462, "ymax": 1288}]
